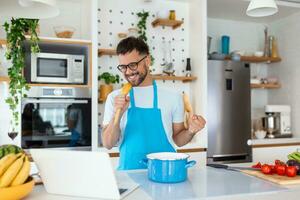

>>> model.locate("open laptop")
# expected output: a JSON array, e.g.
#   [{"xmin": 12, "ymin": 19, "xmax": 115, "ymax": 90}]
[{"xmin": 30, "ymin": 149, "xmax": 139, "ymax": 200}]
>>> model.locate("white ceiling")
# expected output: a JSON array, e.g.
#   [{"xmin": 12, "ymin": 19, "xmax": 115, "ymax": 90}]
[{"xmin": 208, "ymin": 0, "xmax": 300, "ymax": 23}]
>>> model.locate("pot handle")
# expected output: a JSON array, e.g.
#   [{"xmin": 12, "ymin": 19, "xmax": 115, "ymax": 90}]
[
  {"xmin": 140, "ymin": 158, "xmax": 148, "ymax": 167},
  {"xmin": 185, "ymin": 160, "xmax": 196, "ymax": 169}
]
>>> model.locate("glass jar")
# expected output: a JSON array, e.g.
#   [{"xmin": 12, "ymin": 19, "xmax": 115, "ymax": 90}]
[
  {"xmin": 128, "ymin": 28, "xmax": 139, "ymax": 38},
  {"xmin": 169, "ymin": 10, "xmax": 176, "ymax": 20}
]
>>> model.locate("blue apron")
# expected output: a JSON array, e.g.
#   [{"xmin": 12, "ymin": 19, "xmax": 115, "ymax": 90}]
[{"xmin": 118, "ymin": 81, "xmax": 176, "ymax": 170}]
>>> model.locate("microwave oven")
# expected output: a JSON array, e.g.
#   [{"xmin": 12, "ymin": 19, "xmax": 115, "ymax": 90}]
[{"xmin": 31, "ymin": 52, "xmax": 85, "ymax": 84}]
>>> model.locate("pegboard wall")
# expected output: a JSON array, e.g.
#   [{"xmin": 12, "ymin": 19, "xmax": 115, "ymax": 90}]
[{"xmin": 97, "ymin": 0, "xmax": 193, "ymax": 126}]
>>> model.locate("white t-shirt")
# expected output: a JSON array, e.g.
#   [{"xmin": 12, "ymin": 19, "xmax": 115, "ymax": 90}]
[{"xmin": 102, "ymin": 85, "xmax": 184, "ymax": 148}]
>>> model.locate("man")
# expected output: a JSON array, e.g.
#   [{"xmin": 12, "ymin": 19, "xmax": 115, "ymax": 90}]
[
  {"xmin": 102, "ymin": 37, "xmax": 206, "ymax": 170},
  {"xmin": 67, "ymin": 105, "xmax": 82, "ymax": 147}
]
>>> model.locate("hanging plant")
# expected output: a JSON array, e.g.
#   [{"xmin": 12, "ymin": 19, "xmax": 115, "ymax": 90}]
[
  {"xmin": 136, "ymin": 11, "xmax": 155, "ymax": 65},
  {"xmin": 3, "ymin": 18, "xmax": 40, "ymax": 132}
]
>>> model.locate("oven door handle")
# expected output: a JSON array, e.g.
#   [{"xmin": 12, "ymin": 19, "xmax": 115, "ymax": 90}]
[{"xmin": 23, "ymin": 99, "xmax": 88, "ymax": 104}]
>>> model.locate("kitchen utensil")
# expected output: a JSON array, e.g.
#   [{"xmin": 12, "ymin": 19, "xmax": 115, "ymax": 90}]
[
  {"xmin": 114, "ymin": 83, "xmax": 132, "ymax": 125},
  {"xmin": 141, "ymin": 152, "xmax": 196, "ymax": 183},
  {"xmin": 0, "ymin": 176, "xmax": 34, "ymax": 200},
  {"xmin": 242, "ymin": 170, "xmax": 300, "ymax": 185},
  {"xmin": 162, "ymin": 41, "xmax": 175, "ymax": 75},
  {"xmin": 262, "ymin": 112, "xmax": 280, "ymax": 138},
  {"xmin": 207, "ymin": 163, "xmax": 260, "ymax": 171},
  {"xmin": 183, "ymin": 92, "xmax": 193, "ymax": 129}
]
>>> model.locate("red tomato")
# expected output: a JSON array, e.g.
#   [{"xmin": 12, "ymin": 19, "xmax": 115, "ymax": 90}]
[
  {"xmin": 286, "ymin": 166, "xmax": 297, "ymax": 177},
  {"xmin": 270, "ymin": 165, "xmax": 276, "ymax": 174},
  {"xmin": 252, "ymin": 162, "xmax": 262, "ymax": 169},
  {"xmin": 276, "ymin": 165, "xmax": 286, "ymax": 176},
  {"xmin": 275, "ymin": 159, "xmax": 285, "ymax": 166},
  {"xmin": 261, "ymin": 164, "xmax": 272, "ymax": 174}
]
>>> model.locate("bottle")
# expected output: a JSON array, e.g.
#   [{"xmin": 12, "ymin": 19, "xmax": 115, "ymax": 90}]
[
  {"xmin": 185, "ymin": 58, "xmax": 191, "ymax": 77},
  {"xmin": 268, "ymin": 36, "xmax": 274, "ymax": 57},
  {"xmin": 271, "ymin": 37, "xmax": 279, "ymax": 58},
  {"xmin": 221, "ymin": 35, "xmax": 230, "ymax": 55},
  {"xmin": 169, "ymin": 10, "xmax": 176, "ymax": 20}
]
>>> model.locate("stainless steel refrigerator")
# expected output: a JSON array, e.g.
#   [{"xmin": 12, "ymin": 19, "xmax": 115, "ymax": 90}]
[{"xmin": 207, "ymin": 60, "xmax": 251, "ymax": 163}]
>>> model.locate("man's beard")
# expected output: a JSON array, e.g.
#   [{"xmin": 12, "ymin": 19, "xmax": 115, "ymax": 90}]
[{"xmin": 125, "ymin": 64, "xmax": 148, "ymax": 86}]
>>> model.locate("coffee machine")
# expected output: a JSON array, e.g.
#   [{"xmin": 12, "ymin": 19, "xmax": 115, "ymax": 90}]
[{"xmin": 262, "ymin": 105, "xmax": 292, "ymax": 138}]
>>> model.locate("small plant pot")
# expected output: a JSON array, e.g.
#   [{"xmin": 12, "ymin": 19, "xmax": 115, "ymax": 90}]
[{"xmin": 99, "ymin": 84, "xmax": 113, "ymax": 102}]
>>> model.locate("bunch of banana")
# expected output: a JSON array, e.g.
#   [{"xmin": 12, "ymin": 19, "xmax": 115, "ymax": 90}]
[
  {"xmin": 288, "ymin": 151, "xmax": 300, "ymax": 162},
  {"xmin": 0, "ymin": 152, "xmax": 30, "ymax": 188}
]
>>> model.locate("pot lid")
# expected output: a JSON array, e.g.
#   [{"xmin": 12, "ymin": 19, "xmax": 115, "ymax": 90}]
[{"xmin": 146, "ymin": 152, "xmax": 189, "ymax": 160}]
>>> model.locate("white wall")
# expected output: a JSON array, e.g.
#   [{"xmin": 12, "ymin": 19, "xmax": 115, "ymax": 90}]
[
  {"xmin": 0, "ymin": 0, "xmax": 94, "ymax": 146},
  {"xmin": 268, "ymin": 11, "xmax": 300, "ymax": 138},
  {"xmin": 207, "ymin": 18, "xmax": 265, "ymax": 54},
  {"xmin": 207, "ymin": 18, "xmax": 269, "ymax": 128},
  {"xmin": 0, "ymin": 0, "xmax": 91, "ymax": 39},
  {"xmin": 97, "ymin": 0, "xmax": 206, "ymax": 149}
]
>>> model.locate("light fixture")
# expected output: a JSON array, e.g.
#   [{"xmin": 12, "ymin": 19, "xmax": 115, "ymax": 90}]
[
  {"xmin": 247, "ymin": 0, "xmax": 278, "ymax": 17},
  {"xmin": 0, "ymin": 0, "xmax": 59, "ymax": 19}
]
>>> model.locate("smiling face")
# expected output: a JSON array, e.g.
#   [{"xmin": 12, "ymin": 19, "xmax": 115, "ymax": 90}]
[{"xmin": 118, "ymin": 49, "xmax": 151, "ymax": 87}]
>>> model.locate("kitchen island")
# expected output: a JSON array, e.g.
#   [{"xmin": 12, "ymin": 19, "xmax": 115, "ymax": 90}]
[{"xmin": 25, "ymin": 167, "xmax": 300, "ymax": 200}]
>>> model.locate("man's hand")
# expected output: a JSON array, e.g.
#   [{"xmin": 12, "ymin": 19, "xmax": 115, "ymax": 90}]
[
  {"xmin": 114, "ymin": 94, "xmax": 130, "ymax": 115},
  {"xmin": 187, "ymin": 114, "xmax": 206, "ymax": 135}
]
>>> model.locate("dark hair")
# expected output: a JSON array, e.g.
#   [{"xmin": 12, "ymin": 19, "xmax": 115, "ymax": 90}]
[{"xmin": 116, "ymin": 37, "xmax": 149, "ymax": 55}]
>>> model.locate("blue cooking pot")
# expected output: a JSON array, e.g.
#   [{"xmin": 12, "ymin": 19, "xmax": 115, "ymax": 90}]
[{"xmin": 141, "ymin": 152, "xmax": 196, "ymax": 183}]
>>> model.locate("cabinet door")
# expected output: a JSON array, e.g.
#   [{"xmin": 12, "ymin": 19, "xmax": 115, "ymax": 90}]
[{"xmin": 253, "ymin": 145, "xmax": 300, "ymax": 163}]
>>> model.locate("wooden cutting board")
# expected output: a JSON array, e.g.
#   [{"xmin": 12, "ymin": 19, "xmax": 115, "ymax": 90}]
[{"xmin": 241, "ymin": 170, "xmax": 300, "ymax": 185}]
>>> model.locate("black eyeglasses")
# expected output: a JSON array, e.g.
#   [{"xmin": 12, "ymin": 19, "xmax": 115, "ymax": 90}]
[{"xmin": 117, "ymin": 55, "xmax": 147, "ymax": 73}]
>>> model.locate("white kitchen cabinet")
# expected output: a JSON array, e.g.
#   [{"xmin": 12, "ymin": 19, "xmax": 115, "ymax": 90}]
[{"xmin": 252, "ymin": 145, "xmax": 300, "ymax": 163}]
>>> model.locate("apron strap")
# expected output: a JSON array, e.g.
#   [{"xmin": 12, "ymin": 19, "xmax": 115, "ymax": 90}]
[
  {"xmin": 153, "ymin": 80, "xmax": 158, "ymax": 109},
  {"xmin": 129, "ymin": 80, "xmax": 158, "ymax": 109},
  {"xmin": 129, "ymin": 87, "xmax": 136, "ymax": 108}
]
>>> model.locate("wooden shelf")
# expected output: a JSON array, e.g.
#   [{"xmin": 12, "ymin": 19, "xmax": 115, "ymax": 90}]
[
  {"xmin": 251, "ymin": 83, "xmax": 281, "ymax": 89},
  {"xmin": 151, "ymin": 19, "xmax": 183, "ymax": 29},
  {"xmin": 226, "ymin": 56, "xmax": 281, "ymax": 63},
  {"xmin": 151, "ymin": 75, "xmax": 197, "ymax": 82},
  {"xmin": 98, "ymin": 48, "xmax": 117, "ymax": 57},
  {"xmin": 1, "ymin": 37, "xmax": 92, "ymax": 45},
  {"xmin": 0, "ymin": 76, "xmax": 9, "ymax": 82}
]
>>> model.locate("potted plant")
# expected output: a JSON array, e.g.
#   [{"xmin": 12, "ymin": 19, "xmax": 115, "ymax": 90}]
[
  {"xmin": 137, "ymin": 11, "xmax": 155, "ymax": 65},
  {"xmin": 3, "ymin": 18, "xmax": 40, "ymax": 139},
  {"xmin": 98, "ymin": 72, "xmax": 120, "ymax": 101}
]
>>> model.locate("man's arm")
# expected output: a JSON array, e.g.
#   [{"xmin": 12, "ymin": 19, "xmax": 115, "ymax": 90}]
[
  {"xmin": 172, "ymin": 114, "xmax": 206, "ymax": 147},
  {"xmin": 172, "ymin": 122, "xmax": 195, "ymax": 147},
  {"xmin": 101, "ymin": 116, "xmax": 122, "ymax": 149},
  {"xmin": 101, "ymin": 94, "xmax": 129, "ymax": 149}
]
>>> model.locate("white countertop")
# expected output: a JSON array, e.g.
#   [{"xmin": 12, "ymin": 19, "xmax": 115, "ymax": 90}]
[
  {"xmin": 25, "ymin": 167, "xmax": 300, "ymax": 200},
  {"xmin": 248, "ymin": 137, "xmax": 300, "ymax": 146}
]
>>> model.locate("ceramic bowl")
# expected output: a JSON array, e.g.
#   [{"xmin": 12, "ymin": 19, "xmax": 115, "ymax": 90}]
[
  {"xmin": 210, "ymin": 52, "xmax": 226, "ymax": 60},
  {"xmin": 54, "ymin": 26, "xmax": 75, "ymax": 38},
  {"xmin": 255, "ymin": 130, "xmax": 267, "ymax": 139},
  {"xmin": 254, "ymin": 51, "xmax": 264, "ymax": 57},
  {"xmin": 0, "ymin": 176, "xmax": 35, "ymax": 200}
]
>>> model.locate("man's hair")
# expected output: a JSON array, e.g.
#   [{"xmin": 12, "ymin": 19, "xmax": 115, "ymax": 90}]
[{"xmin": 116, "ymin": 37, "xmax": 149, "ymax": 55}]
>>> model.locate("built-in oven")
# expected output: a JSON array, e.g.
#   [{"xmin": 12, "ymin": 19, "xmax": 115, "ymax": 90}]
[
  {"xmin": 21, "ymin": 87, "xmax": 91, "ymax": 149},
  {"xmin": 30, "ymin": 52, "xmax": 85, "ymax": 84}
]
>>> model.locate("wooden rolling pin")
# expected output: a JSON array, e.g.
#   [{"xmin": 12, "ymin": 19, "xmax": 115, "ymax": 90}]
[
  {"xmin": 114, "ymin": 83, "xmax": 132, "ymax": 125},
  {"xmin": 183, "ymin": 92, "xmax": 193, "ymax": 129}
]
